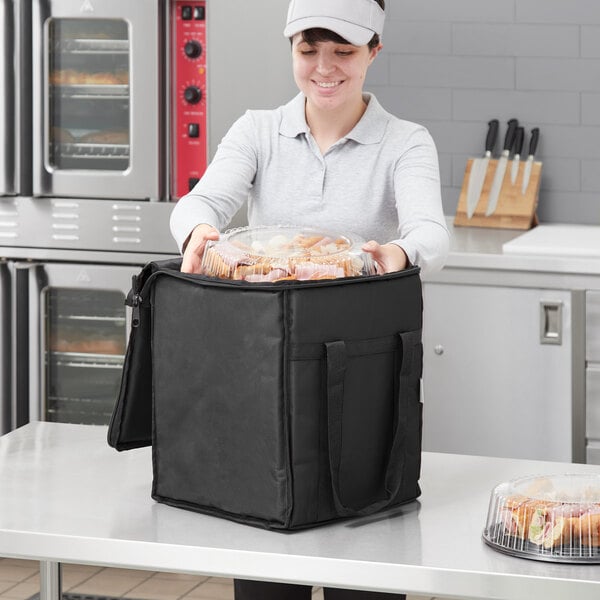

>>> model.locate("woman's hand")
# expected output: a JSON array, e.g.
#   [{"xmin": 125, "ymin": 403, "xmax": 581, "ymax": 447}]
[
  {"xmin": 362, "ymin": 241, "xmax": 408, "ymax": 274},
  {"xmin": 181, "ymin": 224, "xmax": 220, "ymax": 274}
]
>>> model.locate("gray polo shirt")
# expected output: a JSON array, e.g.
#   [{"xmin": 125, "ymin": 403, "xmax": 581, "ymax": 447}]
[{"xmin": 170, "ymin": 92, "xmax": 449, "ymax": 273}]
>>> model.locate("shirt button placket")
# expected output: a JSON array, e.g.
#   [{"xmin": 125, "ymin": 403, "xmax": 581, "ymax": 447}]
[
  {"xmin": 312, "ymin": 152, "xmax": 325, "ymax": 205},
  {"xmin": 319, "ymin": 163, "xmax": 326, "ymax": 204},
  {"xmin": 306, "ymin": 134, "xmax": 326, "ymax": 206}
]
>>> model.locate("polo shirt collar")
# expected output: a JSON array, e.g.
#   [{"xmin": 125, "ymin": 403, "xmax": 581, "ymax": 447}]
[
  {"xmin": 280, "ymin": 93, "xmax": 310, "ymax": 138},
  {"xmin": 347, "ymin": 93, "xmax": 388, "ymax": 144},
  {"xmin": 279, "ymin": 92, "xmax": 388, "ymax": 144}
]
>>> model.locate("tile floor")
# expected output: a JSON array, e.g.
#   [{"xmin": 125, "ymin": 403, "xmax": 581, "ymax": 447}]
[{"xmin": 0, "ymin": 559, "xmax": 468, "ymax": 600}]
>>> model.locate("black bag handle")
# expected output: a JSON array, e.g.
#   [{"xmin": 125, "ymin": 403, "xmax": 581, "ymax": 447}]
[{"xmin": 325, "ymin": 330, "xmax": 421, "ymax": 517}]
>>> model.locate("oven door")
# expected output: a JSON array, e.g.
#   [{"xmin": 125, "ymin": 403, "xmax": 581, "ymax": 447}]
[
  {"xmin": 14, "ymin": 261, "xmax": 137, "ymax": 427},
  {"xmin": 32, "ymin": 0, "xmax": 163, "ymax": 201}
]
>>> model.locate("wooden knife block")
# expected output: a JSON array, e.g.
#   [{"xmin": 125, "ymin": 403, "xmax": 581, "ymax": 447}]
[{"xmin": 454, "ymin": 158, "xmax": 542, "ymax": 230}]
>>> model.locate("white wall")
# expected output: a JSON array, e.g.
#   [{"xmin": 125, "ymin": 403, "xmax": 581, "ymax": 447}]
[{"xmin": 366, "ymin": 0, "xmax": 600, "ymax": 225}]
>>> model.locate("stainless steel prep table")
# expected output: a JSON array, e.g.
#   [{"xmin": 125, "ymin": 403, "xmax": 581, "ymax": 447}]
[
  {"xmin": 421, "ymin": 222, "xmax": 600, "ymax": 465},
  {"xmin": 2, "ymin": 423, "xmax": 600, "ymax": 599},
  {"xmin": 427, "ymin": 220, "xmax": 600, "ymax": 287}
]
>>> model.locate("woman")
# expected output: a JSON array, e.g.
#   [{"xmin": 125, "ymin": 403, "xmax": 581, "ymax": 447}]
[
  {"xmin": 170, "ymin": 0, "xmax": 448, "ymax": 598},
  {"xmin": 170, "ymin": 0, "xmax": 449, "ymax": 277}
]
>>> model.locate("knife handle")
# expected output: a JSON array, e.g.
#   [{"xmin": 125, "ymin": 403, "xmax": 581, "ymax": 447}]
[
  {"xmin": 528, "ymin": 127, "xmax": 540, "ymax": 156},
  {"xmin": 485, "ymin": 119, "xmax": 499, "ymax": 153},
  {"xmin": 503, "ymin": 119, "xmax": 519, "ymax": 152},
  {"xmin": 513, "ymin": 127, "xmax": 524, "ymax": 156}
]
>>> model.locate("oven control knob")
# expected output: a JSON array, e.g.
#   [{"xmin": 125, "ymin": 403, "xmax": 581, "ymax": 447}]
[
  {"xmin": 184, "ymin": 40, "xmax": 202, "ymax": 59},
  {"xmin": 184, "ymin": 86, "xmax": 202, "ymax": 104}
]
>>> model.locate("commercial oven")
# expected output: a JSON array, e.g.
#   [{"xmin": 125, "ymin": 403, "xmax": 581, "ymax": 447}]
[
  {"xmin": 32, "ymin": 0, "xmax": 295, "ymax": 204},
  {"xmin": 0, "ymin": 0, "xmax": 296, "ymax": 432},
  {"xmin": 0, "ymin": 0, "xmax": 30, "ymax": 434}
]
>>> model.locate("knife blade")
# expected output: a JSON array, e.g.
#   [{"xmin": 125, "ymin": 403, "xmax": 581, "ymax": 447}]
[
  {"xmin": 521, "ymin": 127, "xmax": 540, "ymax": 195},
  {"xmin": 485, "ymin": 118, "xmax": 519, "ymax": 216},
  {"xmin": 466, "ymin": 119, "xmax": 499, "ymax": 218},
  {"xmin": 510, "ymin": 126, "xmax": 524, "ymax": 185}
]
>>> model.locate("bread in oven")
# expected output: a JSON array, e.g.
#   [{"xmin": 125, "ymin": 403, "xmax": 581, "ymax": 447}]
[
  {"xmin": 52, "ymin": 126, "xmax": 76, "ymax": 143},
  {"xmin": 49, "ymin": 69, "xmax": 129, "ymax": 86},
  {"xmin": 78, "ymin": 129, "xmax": 129, "ymax": 145}
]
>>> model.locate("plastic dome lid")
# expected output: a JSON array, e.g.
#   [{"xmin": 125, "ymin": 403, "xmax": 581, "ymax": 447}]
[
  {"xmin": 483, "ymin": 473, "xmax": 600, "ymax": 563},
  {"xmin": 201, "ymin": 225, "xmax": 375, "ymax": 282}
]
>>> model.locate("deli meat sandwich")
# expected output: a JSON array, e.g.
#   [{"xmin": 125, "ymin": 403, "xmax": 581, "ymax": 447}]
[
  {"xmin": 501, "ymin": 495, "xmax": 600, "ymax": 549},
  {"xmin": 483, "ymin": 474, "xmax": 600, "ymax": 562}
]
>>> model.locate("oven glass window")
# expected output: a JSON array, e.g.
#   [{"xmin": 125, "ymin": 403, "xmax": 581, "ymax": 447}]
[
  {"xmin": 48, "ymin": 19, "xmax": 130, "ymax": 171},
  {"xmin": 44, "ymin": 288, "xmax": 126, "ymax": 425}
]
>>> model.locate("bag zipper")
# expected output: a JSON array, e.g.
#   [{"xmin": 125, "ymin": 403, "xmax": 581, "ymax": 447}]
[
  {"xmin": 155, "ymin": 265, "xmax": 418, "ymax": 289},
  {"xmin": 127, "ymin": 274, "xmax": 143, "ymax": 328},
  {"xmin": 128, "ymin": 263, "xmax": 421, "ymax": 326}
]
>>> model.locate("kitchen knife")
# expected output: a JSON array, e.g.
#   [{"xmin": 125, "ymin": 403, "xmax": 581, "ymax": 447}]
[
  {"xmin": 521, "ymin": 127, "xmax": 540, "ymax": 195},
  {"xmin": 510, "ymin": 126, "xmax": 524, "ymax": 185},
  {"xmin": 485, "ymin": 118, "xmax": 519, "ymax": 216},
  {"xmin": 466, "ymin": 119, "xmax": 499, "ymax": 218}
]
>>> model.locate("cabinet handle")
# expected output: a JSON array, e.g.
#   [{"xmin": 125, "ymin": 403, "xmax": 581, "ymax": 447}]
[{"xmin": 540, "ymin": 301, "xmax": 563, "ymax": 345}]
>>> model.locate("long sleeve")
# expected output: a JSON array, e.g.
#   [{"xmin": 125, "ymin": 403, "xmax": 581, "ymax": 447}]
[
  {"xmin": 170, "ymin": 112, "xmax": 258, "ymax": 253},
  {"xmin": 389, "ymin": 127, "xmax": 449, "ymax": 275}
]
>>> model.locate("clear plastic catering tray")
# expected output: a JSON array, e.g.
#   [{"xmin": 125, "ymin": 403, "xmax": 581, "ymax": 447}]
[
  {"xmin": 201, "ymin": 225, "xmax": 376, "ymax": 282},
  {"xmin": 482, "ymin": 474, "xmax": 600, "ymax": 563}
]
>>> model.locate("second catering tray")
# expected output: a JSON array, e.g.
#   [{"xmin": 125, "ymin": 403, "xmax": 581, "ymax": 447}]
[{"xmin": 483, "ymin": 474, "xmax": 600, "ymax": 563}]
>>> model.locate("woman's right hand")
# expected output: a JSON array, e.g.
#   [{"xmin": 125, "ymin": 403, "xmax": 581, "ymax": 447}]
[{"xmin": 181, "ymin": 224, "xmax": 220, "ymax": 274}]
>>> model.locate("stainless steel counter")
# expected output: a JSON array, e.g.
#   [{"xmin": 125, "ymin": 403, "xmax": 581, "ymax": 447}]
[
  {"xmin": 424, "ymin": 220, "xmax": 600, "ymax": 292},
  {"xmin": 438, "ymin": 220, "xmax": 600, "ymax": 276},
  {"xmin": 2, "ymin": 422, "xmax": 600, "ymax": 599}
]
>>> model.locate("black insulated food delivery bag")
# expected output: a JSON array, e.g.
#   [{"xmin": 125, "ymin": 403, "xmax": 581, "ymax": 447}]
[{"xmin": 108, "ymin": 258, "xmax": 424, "ymax": 530}]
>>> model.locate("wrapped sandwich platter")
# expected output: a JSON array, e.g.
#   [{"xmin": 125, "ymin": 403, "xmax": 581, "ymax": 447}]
[{"xmin": 483, "ymin": 474, "xmax": 600, "ymax": 563}]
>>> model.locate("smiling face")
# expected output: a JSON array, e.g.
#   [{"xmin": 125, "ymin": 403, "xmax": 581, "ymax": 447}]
[{"xmin": 291, "ymin": 34, "xmax": 381, "ymax": 115}]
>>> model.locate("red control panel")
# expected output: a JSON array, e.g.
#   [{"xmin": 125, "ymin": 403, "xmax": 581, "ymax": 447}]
[{"xmin": 171, "ymin": 0, "xmax": 207, "ymax": 200}]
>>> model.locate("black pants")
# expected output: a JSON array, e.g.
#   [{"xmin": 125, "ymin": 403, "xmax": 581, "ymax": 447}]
[{"xmin": 234, "ymin": 579, "xmax": 406, "ymax": 599}]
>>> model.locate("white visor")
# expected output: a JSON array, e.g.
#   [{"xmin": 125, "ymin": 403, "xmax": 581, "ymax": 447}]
[{"xmin": 283, "ymin": 0, "xmax": 385, "ymax": 47}]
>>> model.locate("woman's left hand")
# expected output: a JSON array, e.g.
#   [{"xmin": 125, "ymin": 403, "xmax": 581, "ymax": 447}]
[{"xmin": 362, "ymin": 241, "xmax": 408, "ymax": 274}]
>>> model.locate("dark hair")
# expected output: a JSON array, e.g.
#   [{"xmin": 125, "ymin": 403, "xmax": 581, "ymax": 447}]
[{"xmin": 298, "ymin": 0, "xmax": 385, "ymax": 50}]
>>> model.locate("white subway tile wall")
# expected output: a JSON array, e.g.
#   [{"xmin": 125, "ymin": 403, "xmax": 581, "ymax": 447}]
[{"xmin": 366, "ymin": 0, "xmax": 600, "ymax": 224}]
